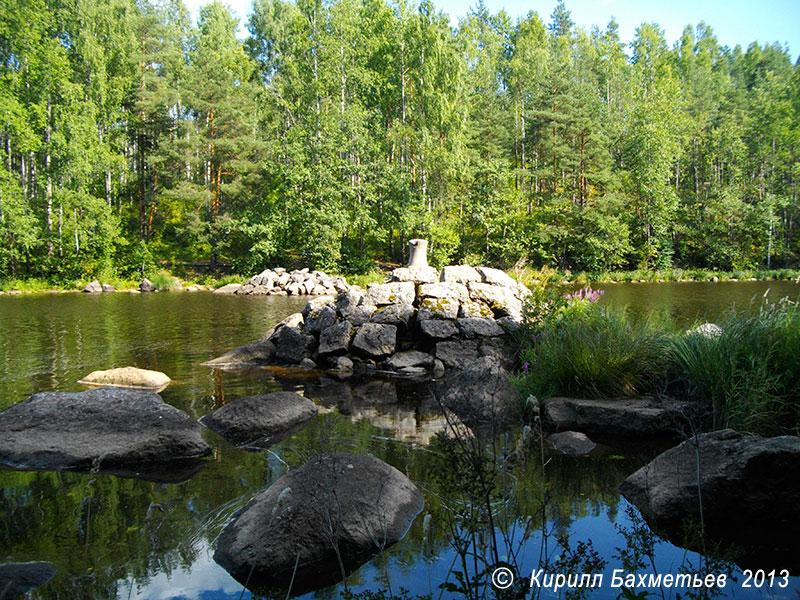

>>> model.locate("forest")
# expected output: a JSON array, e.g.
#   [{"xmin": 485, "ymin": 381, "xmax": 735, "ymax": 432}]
[{"xmin": 1, "ymin": 0, "xmax": 798, "ymax": 282}]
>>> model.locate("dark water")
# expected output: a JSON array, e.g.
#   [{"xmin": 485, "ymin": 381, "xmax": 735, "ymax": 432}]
[{"xmin": 1, "ymin": 286, "xmax": 798, "ymax": 599}]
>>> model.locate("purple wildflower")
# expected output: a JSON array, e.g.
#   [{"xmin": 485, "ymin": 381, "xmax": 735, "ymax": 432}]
[{"xmin": 523, "ymin": 361, "xmax": 530, "ymax": 375}]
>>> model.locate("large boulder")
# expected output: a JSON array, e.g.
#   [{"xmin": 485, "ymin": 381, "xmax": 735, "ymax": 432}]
[
  {"xmin": 214, "ymin": 453, "xmax": 424, "ymax": 593},
  {"xmin": 457, "ymin": 317, "xmax": 504, "ymax": 338},
  {"xmin": 370, "ymin": 303, "xmax": 415, "ymax": 328},
  {"xmin": 435, "ymin": 340, "xmax": 479, "ymax": 369},
  {"xmin": 385, "ymin": 350, "xmax": 435, "ymax": 372},
  {"xmin": 139, "ymin": 278, "xmax": 156, "ymax": 293},
  {"xmin": 418, "ymin": 282, "xmax": 470, "ymax": 304},
  {"xmin": 620, "ymin": 429, "xmax": 800, "ymax": 571},
  {"xmin": 542, "ymin": 397, "xmax": 695, "ymax": 438},
  {"xmin": 0, "ymin": 562, "xmax": 56, "ymax": 599},
  {"xmin": 467, "ymin": 283, "xmax": 523, "ymax": 319},
  {"xmin": 0, "ymin": 388, "xmax": 210, "ymax": 473},
  {"xmin": 78, "ymin": 366, "xmax": 171, "ymax": 390},
  {"xmin": 417, "ymin": 297, "xmax": 459, "ymax": 320},
  {"xmin": 419, "ymin": 319, "xmax": 458, "ymax": 341},
  {"xmin": 202, "ymin": 339, "xmax": 276, "ymax": 367},
  {"xmin": 200, "ymin": 392, "xmax": 318, "ymax": 448},
  {"xmin": 352, "ymin": 323, "xmax": 397, "ymax": 358},
  {"xmin": 438, "ymin": 356, "xmax": 518, "ymax": 433},
  {"xmin": 475, "ymin": 266, "xmax": 518, "ymax": 288}
]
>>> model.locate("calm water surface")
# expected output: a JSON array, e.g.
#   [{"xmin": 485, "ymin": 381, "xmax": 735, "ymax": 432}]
[{"xmin": 1, "ymin": 285, "xmax": 798, "ymax": 599}]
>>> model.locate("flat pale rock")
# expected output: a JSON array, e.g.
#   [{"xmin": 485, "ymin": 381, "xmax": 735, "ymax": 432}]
[
  {"xmin": 78, "ymin": 366, "xmax": 171, "ymax": 390},
  {"xmin": 0, "ymin": 387, "xmax": 211, "ymax": 472},
  {"xmin": 547, "ymin": 431, "xmax": 596, "ymax": 455},
  {"xmin": 213, "ymin": 283, "xmax": 242, "ymax": 295}
]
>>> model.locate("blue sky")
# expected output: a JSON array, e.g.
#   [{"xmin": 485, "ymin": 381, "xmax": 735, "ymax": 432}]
[{"xmin": 185, "ymin": 0, "xmax": 800, "ymax": 61}]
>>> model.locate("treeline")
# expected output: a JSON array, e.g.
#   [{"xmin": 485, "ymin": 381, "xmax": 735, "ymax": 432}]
[{"xmin": 1, "ymin": 0, "xmax": 799, "ymax": 280}]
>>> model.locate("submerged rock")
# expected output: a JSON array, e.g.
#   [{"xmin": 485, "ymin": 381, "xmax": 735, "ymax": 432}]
[
  {"xmin": 200, "ymin": 392, "xmax": 318, "ymax": 448},
  {"xmin": 620, "ymin": 429, "xmax": 800, "ymax": 571},
  {"xmin": 547, "ymin": 431, "xmax": 596, "ymax": 456},
  {"xmin": 0, "ymin": 388, "xmax": 210, "ymax": 473},
  {"xmin": 438, "ymin": 356, "xmax": 519, "ymax": 433},
  {"xmin": 0, "ymin": 562, "xmax": 56, "ymax": 599},
  {"xmin": 78, "ymin": 366, "xmax": 171, "ymax": 390},
  {"xmin": 542, "ymin": 396, "xmax": 695, "ymax": 438},
  {"xmin": 214, "ymin": 453, "xmax": 424, "ymax": 594},
  {"xmin": 202, "ymin": 339, "xmax": 276, "ymax": 367}
]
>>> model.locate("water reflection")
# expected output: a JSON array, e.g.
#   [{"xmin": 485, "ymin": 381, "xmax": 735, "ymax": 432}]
[{"xmin": 2, "ymin": 292, "xmax": 799, "ymax": 599}]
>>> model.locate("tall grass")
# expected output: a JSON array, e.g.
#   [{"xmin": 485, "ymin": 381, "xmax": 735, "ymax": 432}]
[
  {"xmin": 517, "ymin": 305, "xmax": 674, "ymax": 400},
  {"xmin": 671, "ymin": 299, "xmax": 800, "ymax": 435}
]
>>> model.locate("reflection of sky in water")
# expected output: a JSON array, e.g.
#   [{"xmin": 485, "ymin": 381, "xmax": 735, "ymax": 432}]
[{"xmin": 121, "ymin": 499, "xmax": 800, "ymax": 600}]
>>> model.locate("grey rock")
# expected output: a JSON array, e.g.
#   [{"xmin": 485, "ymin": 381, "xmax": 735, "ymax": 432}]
[
  {"xmin": 213, "ymin": 282, "xmax": 241, "ymax": 295},
  {"xmin": 202, "ymin": 339, "xmax": 276, "ymax": 367},
  {"xmin": 440, "ymin": 265, "xmax": 481, "ymax": 285},
  {"xmin": 547, "ymin": 431, "xmax": 596, "ymax": 456},
  {"xmin": 419, "ymin": 282, "xmax": 470, "ymax": 303},
  {"xmin": 83, "ymin": 280, "xmax": 102, "ymax": 293},
  {"xmin": 0, "ymin": 562, "xmax": 56, "ymax": 599},
  {"xmin": 478, "ymin": 336, "xmax": 516, "ymax": 369},
  {"xmin": 332, "ymin": 356, "xmax": 353, "ymax": 373},
  {"xmin": 305, "ymin": 305, "xmax": 338, "ymax": 335},
  {"xmin": 386, "ymin": 350, "xmax": 435, "ymax": 371},
  {"xmin": 352, "ymin": 323, "xmax": 397, "ymax": 358},
  {"xmin": 214, "ymin": 454, "xmax": 424, "ymax": 592},
  {"xmin": 365, "ymin": 282, "xmax": 415, "ymax": 306},
  {"xmin": 200, "ymin": 392, "xmax": 318, "ymax": 448},
  {"xmin": 457, "ymin": 317, "xmax": 504, "ymax": 338},
  {"xmin": 236, "ymin": 283, "xmax": 256, "ymax": 295},
  {"xmin": 435, "ymin": 340, "xmax": 479, "ymax": 369},
  {"xmin": 101, "ymin": 283, "xmax": 116, "ymax": 292},
  {"xmin": 390, "ymin": 266, "xmax": 439, "ymax": 283},
  {"xmin": 318, "ymin": 321, "xmax": 355, "ymax": 355},
  {"xmin": 140, "ymin": 278, "xmax": 156, "ymax": 293},
  {"xmin": 272, "ymin": 325, "xmax": 317, "ymax": 364},
  {"xmin": 302, "ymin": 295, "xmax": 336, "ymax": 320},
  {"xmin": 476, "ymin": 266, "xmax": 518, "ymax": 288},
  {"xmin": 370, "ymin": 303, "xmax": 415, "ymax": 328},
  {"xmin": 0, "ymin": 388, "xmax": 210, "ymax": 473},
  {"xmin": 542, "ymin": 396, "xmax": 696, "ymax": 438},
  {"xmin": 419, "ymin": 319, "xmax": 458, "ymax": 340},
  {"xmin": 438, "ymin": 357, "xmax": 518, "ymax": 433},
  {"xmin": 459, "ymin": 300, "xmax": 494, "ymax": 318},
  {"xmin": 417, "ymin": 297, "xmax": 459, "ymax": 320},
  {"xmin": 468, "ymin": 283, "xmax": 522, "ymax": 318},
  {"xmin": 433, "ymin": 359, "xmax": 446, "ymax": 378},
  {"xmin": 620, "ymin": 429, "xmax": 800, "ymax": 571},
  {"xmin": 299, "ymin": 358, "xmax": 317, "ymax": 370}
]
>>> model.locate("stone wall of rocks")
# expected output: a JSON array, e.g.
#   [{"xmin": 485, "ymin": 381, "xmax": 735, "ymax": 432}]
[
  {"xmin": 207, "ymin": 264, "xmax": 528, "ymax": 378},
  {"xmin": 214, "ymin": 268, "xmax": 349, "ymax": 296}
]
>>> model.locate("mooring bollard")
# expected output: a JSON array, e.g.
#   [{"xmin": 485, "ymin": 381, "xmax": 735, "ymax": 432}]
[{"xmin": 408, "ymin": 239, "xmax": 429, "ymax": 268}]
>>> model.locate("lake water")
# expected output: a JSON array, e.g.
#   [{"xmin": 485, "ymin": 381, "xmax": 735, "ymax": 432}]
[{"xmin": 1, "ymin": 283, "xmax": 798, "ymax": 599}]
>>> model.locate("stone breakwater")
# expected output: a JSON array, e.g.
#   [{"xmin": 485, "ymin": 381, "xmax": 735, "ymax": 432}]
[
  {"xmin": 213, "ymin": 268, "xmax": 349, "ymax": 296},
  {"xmin": 205, "ymin": 264, "xmax": 528, "ymax": 377}
]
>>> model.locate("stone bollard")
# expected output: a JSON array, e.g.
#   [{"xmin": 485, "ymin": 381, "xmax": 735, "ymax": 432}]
[{"xmin": 408, "ymin": 239, "xmax": 429, "ymax": 268}]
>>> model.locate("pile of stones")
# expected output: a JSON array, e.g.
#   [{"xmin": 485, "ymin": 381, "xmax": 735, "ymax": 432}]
[
  {"xmin": 206, "ymin": 260, "xmax": 529, "ymax": 378},
  {"xmin": 214, "ymin": 268, "xmax": 349, "ymax": 296}
]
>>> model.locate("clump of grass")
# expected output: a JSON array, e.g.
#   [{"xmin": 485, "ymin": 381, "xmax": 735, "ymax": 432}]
[
  {"xmin": 517, "ymin": 303, "xmax": 673, "ymax": 400},
  {"xmin": 671, "ymin": 299, "xmax": 800, "ymax": 435},
  {"xmin": 149, "ymin": 270, "xmax": 182, "ymax": 291},
  {"xmin": 0, "ymin": 278, "xmax": 59, "ymax": 292}
]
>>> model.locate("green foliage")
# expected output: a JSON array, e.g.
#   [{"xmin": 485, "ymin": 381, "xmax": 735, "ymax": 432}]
[
  {"xmin": 672, "ymin": 298, "xmax": 800, "ymax": 435},
  {"xmin": 1, "ymin": 0, "xmax": 799, "ymax": 283},
  {"xmin": 518, "ymin": 301, "xmax": 673, "ymax": 399}
]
